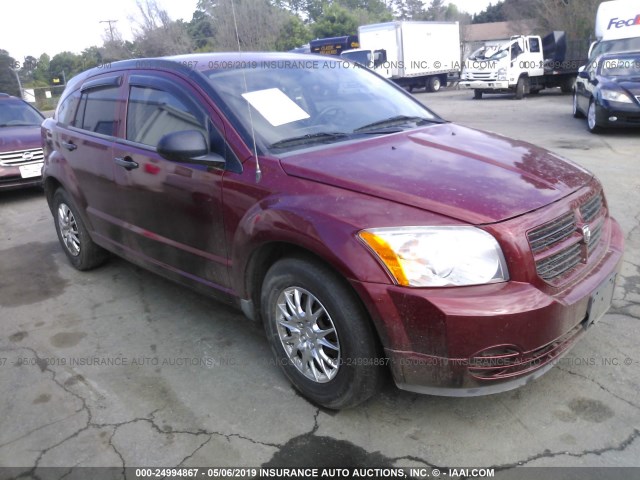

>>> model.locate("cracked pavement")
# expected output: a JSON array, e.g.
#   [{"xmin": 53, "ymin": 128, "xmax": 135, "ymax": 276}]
[{"xmin": 1, "ymin": 89, "xmax": 639, "ymax": 478}]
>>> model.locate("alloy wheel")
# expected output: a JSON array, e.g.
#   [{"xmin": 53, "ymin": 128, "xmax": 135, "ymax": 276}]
[
  {"xmin": 275, "ymin": 286, "xmax": 340, "ymax": 383},
  {"xmin": 57, "ymin": 203, "xmax": 81, "ymax": 256}
]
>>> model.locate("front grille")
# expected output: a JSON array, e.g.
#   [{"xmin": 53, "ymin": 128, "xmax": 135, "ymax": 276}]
[
  {"xmin": 588, "ymin": 223, "xmax": 603, "ymax": 251},
  {"xmin": 580, "ymin": 193, "xmax": 603, "ymax": 223},
  {"xmin": 467, "ymin": 72, "xmax": 495, "ymax": 81},
  {"xmin": 0, "ymin": 148, "xmax": 44, "ymax": 167},
  {"xmin": 528, "ymin": 191, "xmax": 606, "ymax": 283},
  {"xmin": 528, "ymin": 213, "xmax": 576, "ymax": 253},
  {"xmin": 536, "ymin": 243, "xmax": 582, "ymax": 280}
]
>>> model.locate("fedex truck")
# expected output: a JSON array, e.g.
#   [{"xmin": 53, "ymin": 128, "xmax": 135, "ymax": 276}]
[
  {"xmin": 590, "ymin": 0, "xmax": 640, "ymax": 60},
  {"xmin": 340, "ymin": 21, "xmax": 461, "ymax": 92}
]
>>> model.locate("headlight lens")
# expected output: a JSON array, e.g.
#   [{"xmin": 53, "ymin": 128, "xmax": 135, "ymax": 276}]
[
  {"xmin": 497, "ymin": 68, "xmax": 507, "ymax": 80},
  {"xmin": 601, "ymin": 89, "xmax": 633, "ymax": 103},
  {"xmin": 358, "ymin": 226, "xmax": 509, "ymax": 287}
]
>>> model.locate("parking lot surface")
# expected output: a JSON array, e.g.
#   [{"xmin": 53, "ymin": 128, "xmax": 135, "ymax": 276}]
[{"xmin": 1, "ymin": 88, "xmax": 639, "ymax": 476}]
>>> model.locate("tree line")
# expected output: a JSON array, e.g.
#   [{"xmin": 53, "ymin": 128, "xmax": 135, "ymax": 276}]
[{"xmin": 1, "ymin": 0, "xmax": 605, "ymax": 96}]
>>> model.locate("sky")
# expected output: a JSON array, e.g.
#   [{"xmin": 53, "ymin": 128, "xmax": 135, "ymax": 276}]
[{"xmin": 1, "ymin": 0, "xmax": 494, "ymax": 63}]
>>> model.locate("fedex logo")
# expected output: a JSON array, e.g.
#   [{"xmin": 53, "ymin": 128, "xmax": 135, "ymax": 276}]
[{"xmin": 608, "ymin": 15, "xmax": 640, "ymax": 30}]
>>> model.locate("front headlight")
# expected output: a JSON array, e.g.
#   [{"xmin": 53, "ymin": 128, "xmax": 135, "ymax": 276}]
[
  {"xmin": 358, "ymin": 226, "xmax": 509, "ymax": 287},
  {"xmin": 601, "ymin": 89, "xmax": 633, "ymax": 103},
  {"xmin": 497, "ymin": 68, "xmax": 507, "ymax": 80}
]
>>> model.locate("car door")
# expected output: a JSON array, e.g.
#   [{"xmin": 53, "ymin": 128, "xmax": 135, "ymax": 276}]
[
  {"xmin": 110, "ymin": 71, "xmax": 234, "ymax": 292},
  {"xmin": 577, "ymin": 60, "xmax": 597, "ymax": 112},
  {"xmin": 56, "ymin": 74, "xmax": 125, "ymax": 239}
]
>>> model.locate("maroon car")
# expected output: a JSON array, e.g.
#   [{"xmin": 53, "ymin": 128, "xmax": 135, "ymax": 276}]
[
  {"xmin": 0, "ymin": 93, "xmax": 45, "ymax": 190},
  {"xmin": 41, "ymin": 53, "xmax": 624, "ymax": 409}
]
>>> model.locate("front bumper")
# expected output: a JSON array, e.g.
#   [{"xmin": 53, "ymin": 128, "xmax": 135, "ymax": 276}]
[
  {"xmin": 351, "ymin": 218, "xmax": 624, "ymax": 396},
  {"xmin": 459, "ymin": 80, "xmax": 510, "ymax": 90},
  {"xmin": 0, "ymin": 164, "xmax": 43, "ymax": 190},
  {"xmin": 595, "ymin": 101, "xmax": 640, "ymax": 128}
]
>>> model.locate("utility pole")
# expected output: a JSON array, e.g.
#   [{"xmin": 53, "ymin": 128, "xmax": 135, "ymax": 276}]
[{"xmin": 100, "ymin": 20, "xmax": 118, "ymax": 42}]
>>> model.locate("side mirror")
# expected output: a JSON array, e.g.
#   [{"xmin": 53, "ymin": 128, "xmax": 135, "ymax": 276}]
[
  {"xmin": 157, "ymin": 130, "xmax": 225, "ymax": 167},
  {"xmin": 578, "ymin": 69, "xmax": 589, "ymax": 79}
]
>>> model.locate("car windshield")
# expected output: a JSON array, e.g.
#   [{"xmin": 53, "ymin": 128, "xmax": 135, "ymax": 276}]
[
  {"xmin": 0, "ymin": 101, "xmax": 44, "ymax": 128},
  {"xmin": 204, "ymin": 58, "xmax": 440, "ymax": 152},
  {"xmin": 469, "ymin": 45, "xmax": 500, "ymax": 60},
  {"xmin": 600, "ymin": 56, "xmax": 640, "ymax": 77},
  {"xmin": 590, "ymin": 37, "xmax": 640, "ymax": 61}
]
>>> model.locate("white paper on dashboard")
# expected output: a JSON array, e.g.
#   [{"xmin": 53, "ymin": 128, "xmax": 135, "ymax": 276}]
[{"xmin": 241, "ymin": 88, "xmax": 310, "ymax": 126}]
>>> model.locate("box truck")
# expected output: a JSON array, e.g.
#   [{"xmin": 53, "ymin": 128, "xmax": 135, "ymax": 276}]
[
  {"xmin": 459, "ymin": 32, "xmax": 589, "ymax": 99},
  {"xmin": 589, "ymin": 0, "xmax": 640, "ymax": 60},
  {"xmin": 340, "ymin": 21, "xmax": 461, "ymax": 92}
]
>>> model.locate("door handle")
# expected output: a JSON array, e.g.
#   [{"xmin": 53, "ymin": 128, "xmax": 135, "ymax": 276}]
[
  {"xmin": 114, "ymin": 156, "xmax": 139, "ymax": 171},
  {"xmin": 61, "ymin": 141, "xmax": 77, "ymax": 151}
]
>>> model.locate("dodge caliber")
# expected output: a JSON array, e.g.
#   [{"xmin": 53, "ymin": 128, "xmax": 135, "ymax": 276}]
[{"xmin": 41, "ymin": 53, "xmax": 624, "ymax": 408}]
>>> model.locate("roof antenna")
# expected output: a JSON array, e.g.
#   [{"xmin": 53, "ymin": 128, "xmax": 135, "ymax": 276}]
[{"xmin": 231, "ymin": 0, "xmax": 262, "ymax": 183}]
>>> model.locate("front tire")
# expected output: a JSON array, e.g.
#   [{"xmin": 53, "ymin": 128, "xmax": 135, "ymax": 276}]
[
  {"xmin": 473, "ymin": 89, "xmax": 482, "ymax": 100},
  {"xmin": 261, "ymin": 257, "xmax": 382, "ymax": 409},
  {"xmin": 53, "ymin": 189, "xmax": 108, "ymax": 270},
  {"xmin": 515, "ymin": 77, "xmax": 526, "ymax": 100},
  {"xmin": 587, "ymin": 99, "xmax": 602, "ymax": 134}
]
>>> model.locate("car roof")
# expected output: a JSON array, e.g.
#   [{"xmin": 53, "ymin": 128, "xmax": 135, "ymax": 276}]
[{"xmin": 71, "ymin": 51, "xmax": 335, "ymax": 82}]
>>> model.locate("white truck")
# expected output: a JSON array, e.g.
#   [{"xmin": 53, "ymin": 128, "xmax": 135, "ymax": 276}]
[
  {"xmin": 340, "ymin": 21, "xmax": 461, "ymax": 92},
  {"xmin": 459, "ymin": 32, "xmax": 589, "ymax": 100},
  {"xmin": 589, "ymin": 0, "xmax": 640, "ymax": 60}
]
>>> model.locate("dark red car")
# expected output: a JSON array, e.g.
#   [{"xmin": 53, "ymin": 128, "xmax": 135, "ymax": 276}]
[
  {"xmin": 41, "ymin": 53, "xmax": 624, "ymax": 408},
  {"xmin": 0, "ymin": 93, "xmax": 45, "ymax": 190}
]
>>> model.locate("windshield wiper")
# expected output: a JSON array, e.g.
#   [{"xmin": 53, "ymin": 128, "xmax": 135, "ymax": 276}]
[
  {"xmin": 269, "ymin": 132, "xmax": 350, "ymax": 149},
  {"xmin": 353, "ymin": 115, "xmax": 442, "ymax": 133}
]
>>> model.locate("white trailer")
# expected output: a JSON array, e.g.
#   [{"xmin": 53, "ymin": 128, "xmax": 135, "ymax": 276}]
[{"xmin": 341, "ymin": 21, "xmax": 461, "ymax": 92}]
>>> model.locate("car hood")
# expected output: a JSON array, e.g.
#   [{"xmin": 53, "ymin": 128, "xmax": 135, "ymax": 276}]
[
  {"xmin": 0, "ymin": 126, "xmax": 42, "ymax": 152},
  {"xmin": 603, "ymin": 77, "xmax": 640, "ymax": 96},
  {"xmin": 279, "ymin": 123, "xmax": 593, "ymax": 225}
]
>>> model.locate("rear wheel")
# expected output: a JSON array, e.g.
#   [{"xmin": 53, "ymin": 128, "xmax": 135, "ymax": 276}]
[
  {"xmin": 427, "ymin": 76, "xmax": 442, "ymax": 93},
  {"xmin": 53, "ymin": 189, "xmax": 108, "ymax": 270},
  {"xmin": 587, "ymin": 98, "xmax": 602, "ymax": 134},
  {"xmin": 261, "ymin": 257, "xmax": 382, "ymax": 409}
]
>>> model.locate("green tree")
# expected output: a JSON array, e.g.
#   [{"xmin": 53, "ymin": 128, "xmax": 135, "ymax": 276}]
[
  {"xmin": 311, "ymin": 3, "xmax": 359, "ymax": 38},
  {"xmin": 0, "ymin": 50, "xmax": 21, "ymax": 97},
  {"xmin": 276, "ymin": 15, "xmax": 312, "ymax": 50},
  {"xmin": 32, "ymin": 53, "xmax": 51, "ymax": 86},
  {"xmin": 393, "ymin": 0, "xmax": 427, "ymax": 20},
  {"xmin": 188, "ymin": 9, "xmax": 216, "ymax": 50},
  {"xmin": 424, "ymin": 0, "xmax": 447, "ymax": 21},
  {"xmin": 472, "ymin": 2, "xmax": 507, "ymax": 24},
  {"xmin": 50, "ymin": 52, "xmax": 83, "ymax": 85}
]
